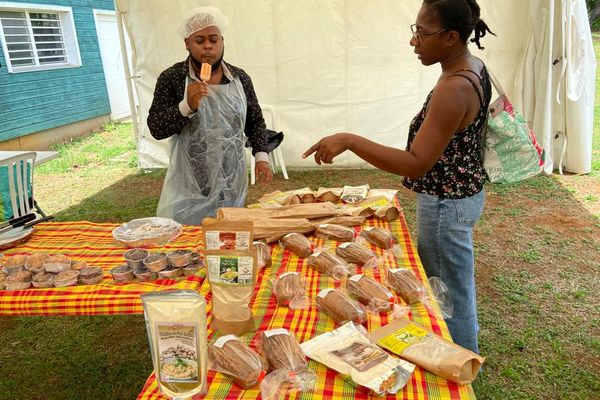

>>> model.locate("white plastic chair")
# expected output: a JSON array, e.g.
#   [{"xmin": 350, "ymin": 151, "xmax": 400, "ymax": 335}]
[
  {"xmin": 0, "ymin": 152, "xmax": 47, "ymax": 219},
  {"xmin": 250, "ymin": 105, "xmax": 289, "ymax": 184}
]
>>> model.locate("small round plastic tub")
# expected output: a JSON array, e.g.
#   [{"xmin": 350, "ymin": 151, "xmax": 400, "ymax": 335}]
[
  {"xmin": 143, "ymin": 253, "xmax": 168, "ymax": 272},
  {"xmin": 54, "ymin": 270, "xmax": 80, "ymax": 287},
  {"xmin": 124, "ymin": 248, "xmax": 149, "ymax": 269},
  {"xmin": 32, "ymin": 272, "xmax": 54, "ymax": 288},
  {"xmin": 158, "ymin": 266, "xmax": 182, "ymax": 279},
  {"xmin": 182, "ymin": 262, "xmax": 203, "ymax": 277},
  {"xmin": 79, "ymin": 267, "xmax": 104, "ymax": 285},
  {"xmin": 4, "ymin": 275, "xmax": 31, "ymax": 290},
  {"xmin": 70, "ymin": 261, "xmax": 88, "ymax": 271},
  {"xmin": 167, "ymin": 249, "xmax": 192, "ymax": 268},
  {"xmin": 25, "ymin": 253, "xmax": 50, "ymax": 274},
  {"xmin": 133, "ymin": 267, "xmax": 157, "ymax": 282},
  {"xmin": 44, "ymin": 255, "xmax": 71, "ymax": 273},
  {"xmin": 111, "ymin": 264, "xmax": 135, "ymax": 282}
]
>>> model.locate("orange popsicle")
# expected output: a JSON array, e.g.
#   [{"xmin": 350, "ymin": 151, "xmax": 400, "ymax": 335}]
[{"xmin": 200, "ymin": 62, "xmax": 212, "ymax": 82}]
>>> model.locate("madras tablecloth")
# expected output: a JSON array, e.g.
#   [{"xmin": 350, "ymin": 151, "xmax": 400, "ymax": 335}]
[
  {"xmin": 137, "ymin": 213, "xmax": 477, "ymax": 400},
  {"xmin": 0, "ymin": 221, "xmax": 206, "ymax": 315}
]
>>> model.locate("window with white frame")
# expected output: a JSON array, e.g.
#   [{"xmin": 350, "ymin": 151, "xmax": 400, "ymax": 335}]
[{"xmin": 0, "ymin": 3, "xmax": 81, "ymax": 73}]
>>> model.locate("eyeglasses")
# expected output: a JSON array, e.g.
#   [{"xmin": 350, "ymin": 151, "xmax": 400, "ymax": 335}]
[{"xmin": 410, "ymin": 24, "xmax": 447, "ymax": 42}]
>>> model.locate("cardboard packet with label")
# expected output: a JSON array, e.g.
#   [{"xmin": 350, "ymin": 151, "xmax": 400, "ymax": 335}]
[{"xmin": 369, "ymin": 317, "xmax": 484, "ymax": 385}]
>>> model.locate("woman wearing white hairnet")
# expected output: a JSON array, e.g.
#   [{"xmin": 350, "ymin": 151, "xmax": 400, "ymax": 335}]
[{"xmin": 148, "ymin": 6, "xmax": 272, "ymax": 225}]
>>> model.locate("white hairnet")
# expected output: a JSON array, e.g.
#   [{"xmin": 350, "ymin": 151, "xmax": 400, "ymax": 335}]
[{"xmin": 181, "ymin": 6, "xmax": 229, "ymax": 39}]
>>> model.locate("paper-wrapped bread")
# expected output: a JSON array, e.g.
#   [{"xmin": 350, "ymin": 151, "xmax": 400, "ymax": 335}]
[{"xmin": 209, "ymin": 335, "xmax": 266, "ymax": 389}]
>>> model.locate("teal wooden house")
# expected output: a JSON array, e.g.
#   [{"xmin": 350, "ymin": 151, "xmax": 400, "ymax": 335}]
[{"xmin": 0, "ymin": 0, "xmax": 127, "ymax": 149}]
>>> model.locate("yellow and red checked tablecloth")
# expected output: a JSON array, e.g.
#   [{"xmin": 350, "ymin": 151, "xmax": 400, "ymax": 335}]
[
  {"xmin": 0, "ymin": 221, "xmax": 206, "ymax": 315},
  {"xmin": 137, "ymin": 213, "xmax": 477, "ymax": 400}
]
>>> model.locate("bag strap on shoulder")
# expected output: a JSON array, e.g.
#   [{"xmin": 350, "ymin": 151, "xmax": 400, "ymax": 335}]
[{"xmin": 487, "ymin": 69, "xmax": 506, "ymax": 97}]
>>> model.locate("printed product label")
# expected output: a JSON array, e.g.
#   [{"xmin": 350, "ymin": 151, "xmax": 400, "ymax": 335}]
[
  {"xmin": 317, "ymin": 288, "xmax": 335, "ymax": 298},
  {"xmin": 330, "ymin": 341, "xmax": 388, "ymax": 372},
  {"xmin": 312, "ymin": 251, "xmax": 322, "ymax": 257},
  {"xmin": 279, "ymin": 271, "xmax": 298, "ymax": 279},
  {"xmin": 264, "ymin": 328, "xmax": 289, "ymax": 337},
  {"xmin": 156, "ymin": 322, "xmax": 200, "ymax": 383},
  {"xmin": 349, "ymin": 274, "xmax": 363, "ymax": 282},
  {"xmin": 377, "ymin": 323, "xmax": 429, "ymax": 354},
  {"xmin": 206, "ymin": 255, "xmax": 254, "ymax": 285},
  {"xmin": 213, "ymin": 334, "xmax": 238, "ymax": 348},
  {"xmin": 206, "ymin": 231, "xmax": 250, "ymax": 251},
  {"xmin": 339, "ymin": 242, "xmax": 351, "ymax": 249}
]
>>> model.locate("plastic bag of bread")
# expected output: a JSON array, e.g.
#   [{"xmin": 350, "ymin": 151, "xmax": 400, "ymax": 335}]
[
  {"xmin": 259, "ymin": 367, "xmax": 316, "ymax": 400},
  {"xmin": 279, "ymin": 233, "xmax": 313, "ymax": 258},
  {"xmin": 273, "ymin": 272, "xmax": 308, "ymax": 309},
  {"xmin": 335, "ymin": 242, "xmax": 378, "ymax": 268},
  {"xmin": 306, "ymin": 251, "xmax": 351, "ymax": 281},
  {"xmin": 386, "ymin": 268, "xmax": 425, "ymax": 304},
  {"xmin": 316, "ymin": 288, "xmax": 366, "ymax": 325},
  {"xmin": 347, "ymin": 274, "xmax": 395, "ymax": 313},
  {"xmin": 259, "ymin": 328, "xmax": 309, "ymax": 371},
  {"xmin": 359, "ymin": 227, "xmax": 397, "ymax": 250},
  {"xmin": 301, "ymin": 322, "xmax": 415, "ymax": 396},
  {"xmin": 314, "ymin": 224, "xmax": 356, "ymax": 242},
  {"xmin": 208, "ymin": 334, "xmax": 266, "ymax": 389},
  {"xmin": 370, "ymin": 318, "xmax": 484, "ymax": 385},
  {"xmin": 254, "ymin": 241, "xmax": 272, "ymax": 269}
]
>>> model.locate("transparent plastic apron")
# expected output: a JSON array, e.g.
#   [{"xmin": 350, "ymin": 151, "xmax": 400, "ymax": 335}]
[{"xmin": 157, "ymin": 76, "xmax": 248, "ymax": 225}]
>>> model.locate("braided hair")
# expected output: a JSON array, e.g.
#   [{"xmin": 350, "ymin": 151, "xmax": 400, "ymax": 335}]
[{"xmin": 423, "ymin": 0, "xmax": 495, "ymax": 50}]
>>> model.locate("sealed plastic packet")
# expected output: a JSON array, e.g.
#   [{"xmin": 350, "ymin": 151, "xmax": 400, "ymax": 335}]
[
  {"xmin": 340, "ymin": 184, "xmax": 369, "ymax": 204},
  {"xmin": 358, "ymin": 226, "xmax": 403, "ymax": 259},
  {"xmin": 208, "ymin": 334, "xmax": 266, "ymax": 389},
  {"xmin": 306, "ymin": 250, "xmax": 351, "ymax": 281},
  {"xmin": 141, "ymin": 290, "xmax": 208, "ymax": 400},
  {"xmin": 300, "ymin": 321, "xmax": 415, "ymax": 396},
  {"xmin": 205, "ymin": 250, "xmax": 257, "ymax": 335},
  {"xmin": 335, "ymin": 242, "xmax": 379, "ymax": 268},
  {"xmin": 369, "ymin": 318, "xmax": 484, "ymax": 385},
  {"xmin": 279, "ymin": 232, "xmax": 313, "ymax": 258},
  {"xmin": 386, "ymin": 268, "xmax": 426, "ymax": 305},
  {"xmin": 314, "ymin": 224, "xmax": 356, "ymax": 242},
  {"xmin": 272, "ymin": 271, "xmax": 309, "ymax": 309},
  {"xmin": 253, "ymin": 241, "xmax": 272, "ymax": 269},
  {"xmin": 347, "ymin": 274, "xmax": 395, "ymax": 313},
  {"xmin": 316, "ymin": 288, "xmax": 366, "ymax": 325},
  {"xmin": 259, "ymin": 328, "xmax": 316, "ymax": 400}
]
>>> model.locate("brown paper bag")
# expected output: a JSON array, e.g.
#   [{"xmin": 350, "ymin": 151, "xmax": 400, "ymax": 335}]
[{"xmin": 369, "ymin": 318, "xmax": 484, "ymax": 385}]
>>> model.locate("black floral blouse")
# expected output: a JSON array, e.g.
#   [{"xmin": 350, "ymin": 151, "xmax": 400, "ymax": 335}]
[
  {"xmin": 147, "ymin": 58, "xmax": 269, "ymax": 155},
  {"xmin": 403, "ymin": 67, "xmax": 492, "ymax": 199}
]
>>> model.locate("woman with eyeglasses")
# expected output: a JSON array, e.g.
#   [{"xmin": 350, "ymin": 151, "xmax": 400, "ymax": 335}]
[{"xmin": 303, "ymin": 0, "xmax": 494, "ymax": 355}]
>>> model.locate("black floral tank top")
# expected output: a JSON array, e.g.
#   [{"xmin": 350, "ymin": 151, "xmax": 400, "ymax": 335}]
[{"xmin": 403, "ymin": 66, "xmax": 492, "ymax": 199}]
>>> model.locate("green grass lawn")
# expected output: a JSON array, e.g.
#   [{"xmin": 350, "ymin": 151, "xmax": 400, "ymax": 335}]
[{"xmin": 0, "ymin": 37, "xmax": 599, "ymax": 400}]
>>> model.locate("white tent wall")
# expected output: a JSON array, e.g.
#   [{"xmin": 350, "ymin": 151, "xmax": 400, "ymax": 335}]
[{"xmin": 116, "ymin": 0, "xmax": 595, "ymax": 173}]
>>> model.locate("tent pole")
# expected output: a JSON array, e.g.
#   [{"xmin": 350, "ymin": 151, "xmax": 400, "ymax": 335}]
[{"xmin": 115, "ymin": 5, "xmax": 141, "ymax": 153}]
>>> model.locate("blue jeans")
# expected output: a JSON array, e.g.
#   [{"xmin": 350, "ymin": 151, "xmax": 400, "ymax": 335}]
[{"xmin": 416, "ymin": 189, "xmax": 485, "ymax": 354}]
